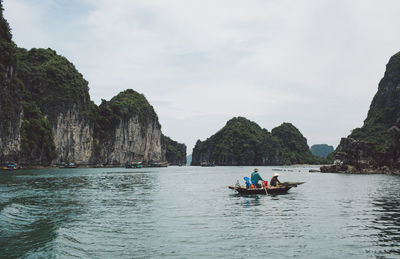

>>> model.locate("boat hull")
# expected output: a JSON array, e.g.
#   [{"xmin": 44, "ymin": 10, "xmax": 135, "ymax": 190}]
[{"xmin": 228, "ymin": 186, "xmax": 292, "ymax": 195}]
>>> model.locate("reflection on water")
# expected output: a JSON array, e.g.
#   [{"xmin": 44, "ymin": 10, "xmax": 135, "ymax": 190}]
[
  {"xmin": 370, "ymin": 184, "xmax": 400, "ymax": 256},
  {"xmin": 0, "ymin": 167, "xmax": 400, "ymax": 258},
  {"xmin": 242, "ymin": 196, "xmax": 261, "ymax": 207}
]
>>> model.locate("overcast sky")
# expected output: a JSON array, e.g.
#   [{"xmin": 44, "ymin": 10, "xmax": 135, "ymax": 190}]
[{"xmin": 4, "ymin": 0, "xmax": 400, "ymax": 153}]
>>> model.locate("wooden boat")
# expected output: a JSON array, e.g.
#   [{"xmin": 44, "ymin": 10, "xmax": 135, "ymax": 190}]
[{"xmin": 229, "ymin": 182, "xmax": 305, "ymax": 195}]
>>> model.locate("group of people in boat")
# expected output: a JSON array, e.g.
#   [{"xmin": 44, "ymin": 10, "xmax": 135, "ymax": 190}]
[{"xmin": 250, "ymin": 168, "xmax": 280, "ymax": 188}]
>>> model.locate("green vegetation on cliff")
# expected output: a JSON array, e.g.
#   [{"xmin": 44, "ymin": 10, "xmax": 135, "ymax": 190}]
[
  {"xmin": 15, "ymin": 48, "xmax": 93, "ymax": 122},
  {"xmin": 0, "ymin": 1, "xmax": 14, "ymax": 81},
  {"xmin": 162, "ymin": 135, "xmax": 186, "ymax": 165},
  {"xmin": 108, "ymin": 89, "xmax": 158, "ymax": 127},
  {"xmin": 0, "ymin": 0, "xmax": 24, "ymax": 163},
  {"xmin": 0, "ymin": 0, "xmax": 14, "ymax": 72},
  {"xmin": 192, "ymin": 117, "xmax": 322, "ymax": 165},
  {"xmin": 0, "ymin": 3, "xmax": 56, "ymax": 165},
  {"xmin": 20, "ymin": 95, "xmax": 56, "ymax": 164},
  {"xmin": 0, "ymin": 1, "xmax": 11, "ymax": 42},
  {"xmin": 95, "ymin": 89, "xmax": 159, "ymax": 138}
]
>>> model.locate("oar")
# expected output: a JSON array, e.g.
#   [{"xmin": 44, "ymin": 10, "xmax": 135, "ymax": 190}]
[{"xmin": 263, "ymin": 181, "xmax": 268, "ymax": 195}]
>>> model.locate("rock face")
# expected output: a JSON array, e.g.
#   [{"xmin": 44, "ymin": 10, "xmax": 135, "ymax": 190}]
[
  {"xmin": 0, "ymin": 0, "xmax": 23, "ymax": 164},
  {"xmin": 310, "ymin": 144, "xmax": 334, "ymax": 158},
  {"xmin": 162, "ymin": 135, "xmax": 187, "ymax": 165},
  {"xmin": 97, "ymin": 115, "xmax": 164, "ymax": 165},
  {"xmin": 191, "ymin": 117, "xmax": 320, "ymax": 166},
  {"xmin": 0, "ymin": 3, "xmax": 172, "ymax": 166},
  {"xmin": 53, "ymin": 107, "xmax": 94, "ymax": 164},
  {"xmin": 15, "ymin": 47, "xmax": 95, "ymax": 165},
  {"xmin": 94, "ymin": 89, "xmax": 165, "ymax": 164},
  {"xmin": 321, "ymin": 51, "xmax": 400, "ymax": 174},
  {"xmin": 93, "ymin": 89, "xmax": 166, "ymax": 165}
]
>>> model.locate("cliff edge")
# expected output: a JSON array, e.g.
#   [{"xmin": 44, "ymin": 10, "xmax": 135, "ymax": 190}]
[{"xmin": 321, "ymin": 51, "xmax": 400, "ymax": 174}]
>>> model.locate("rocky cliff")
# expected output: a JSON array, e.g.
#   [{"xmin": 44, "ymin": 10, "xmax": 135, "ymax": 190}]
[
  {"xmin": 191, "ymin": 117, "xmax": 321, "ymax": 166},
  {"xmin": 0, "ymin": 0, "xmax": 23, "ymax": 164},
  {"xmin": 0, "ymin": 2, "xmax": 172, "ymax": 166},
  {"xmin": 94, "ymin": 90, "xmax": 165, "ymax": 165},
  {"xmin": 321, "ymin": 51, "xmax": 400, "ymax": 174},
  {"xmin": 162, "ymin": 135, "xmax": 186, "ymax": 165},
  {"xmin": 15, "ymin": 47, "xmax": 94, "ymax": 165}
]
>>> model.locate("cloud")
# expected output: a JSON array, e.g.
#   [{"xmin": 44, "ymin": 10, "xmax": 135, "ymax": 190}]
[
  {"xmin": 3, "ymin": 0, "xmax": 49, "ymax": 47},
  {"xmin": 4, "ymin": 0, "xmax": 400, "ymax": 152}
]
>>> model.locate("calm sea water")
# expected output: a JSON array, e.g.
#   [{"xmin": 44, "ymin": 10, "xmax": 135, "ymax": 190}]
[{"xmin": 0, "ymin": 166, "xmax": 400, "ymax": 258}]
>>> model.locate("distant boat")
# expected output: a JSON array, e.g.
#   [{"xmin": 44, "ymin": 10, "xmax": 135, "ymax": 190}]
[
  {"xmin": 2, "ymin": 163, "xmax": 17, "ymax": 170},
  {"xmin": 125, "ymin": 162, "xmax": 142, "ymax": 168},
  {"xmin": 149, "ymin": 162, "xmax": 168, "ymax": 167},
  {"xmin": 200, "ymin": 161, "xmax": 215, "ymax": 167},
  {"xmin": 57, "ymin": 162, "xmax": 77, "ymax": 168},
  {"xmin": 67, "ymin": 162, "xmax": 77, "ymax": 168}
]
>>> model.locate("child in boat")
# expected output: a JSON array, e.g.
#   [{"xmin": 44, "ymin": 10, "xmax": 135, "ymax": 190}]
[
  {"xmin": 270, "ymin": 173, "xmax": 281, "ymax": 186},
  {"xmin": 251, "ymin": 168, "xmax": 264, "ymax": 188}
]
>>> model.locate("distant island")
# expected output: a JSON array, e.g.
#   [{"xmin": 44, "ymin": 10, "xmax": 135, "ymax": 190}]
[
  {"xmin": 321, "ymin": 51, "xmax": 400, "ymax": 174},
  {"xmin": 0, "ymin": 3, "xmax": 185, "ymax": 167},
  {"xmin": 191, "ymin": 117, "xmax": 326, "ymax": 166},
  {"xmin": 310, "ymin": 144, "xmax": 334, "ymax": 158}
]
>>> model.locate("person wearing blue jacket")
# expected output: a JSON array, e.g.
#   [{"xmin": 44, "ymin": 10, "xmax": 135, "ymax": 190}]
[{"xmin": 251, "ymin": 168, "xmax": 263, "ymax": 188}]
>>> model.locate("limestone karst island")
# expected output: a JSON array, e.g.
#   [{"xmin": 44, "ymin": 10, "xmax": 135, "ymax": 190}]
[{"xmin": 0, "ymin": 4, "xmax": 186, "ymax": 168}]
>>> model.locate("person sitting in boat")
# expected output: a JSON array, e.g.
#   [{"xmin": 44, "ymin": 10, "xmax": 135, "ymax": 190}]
[
  {"xmin": 270, "ymin": 173, "xmax": 281, "ymax": 187},
  {"xmin": 251, "ymin": 168, "xmax": 264, "ymax": 188}
]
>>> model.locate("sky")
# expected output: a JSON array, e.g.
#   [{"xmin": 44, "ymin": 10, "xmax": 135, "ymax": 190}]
[{"xmin": 4, "ymin": 0, "xmax": 400, "ymax": 153}]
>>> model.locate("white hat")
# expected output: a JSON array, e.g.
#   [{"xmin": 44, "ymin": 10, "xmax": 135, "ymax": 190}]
[{"xmin": 273, "ymin": 173, "xmax": 280, "ymax": 177}]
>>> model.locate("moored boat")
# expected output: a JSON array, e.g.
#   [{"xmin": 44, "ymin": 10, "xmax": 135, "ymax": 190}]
[
  {"xmin": 150, "ymin": 162, "xmax": 168, "ymax": 167},
  {"xmin": 2, "ymin": 163, "xmax": 17, "ymax": 170},
  {"xmin": 125, "ymin": 161, "xmax": 142, "ymax": 168}
]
